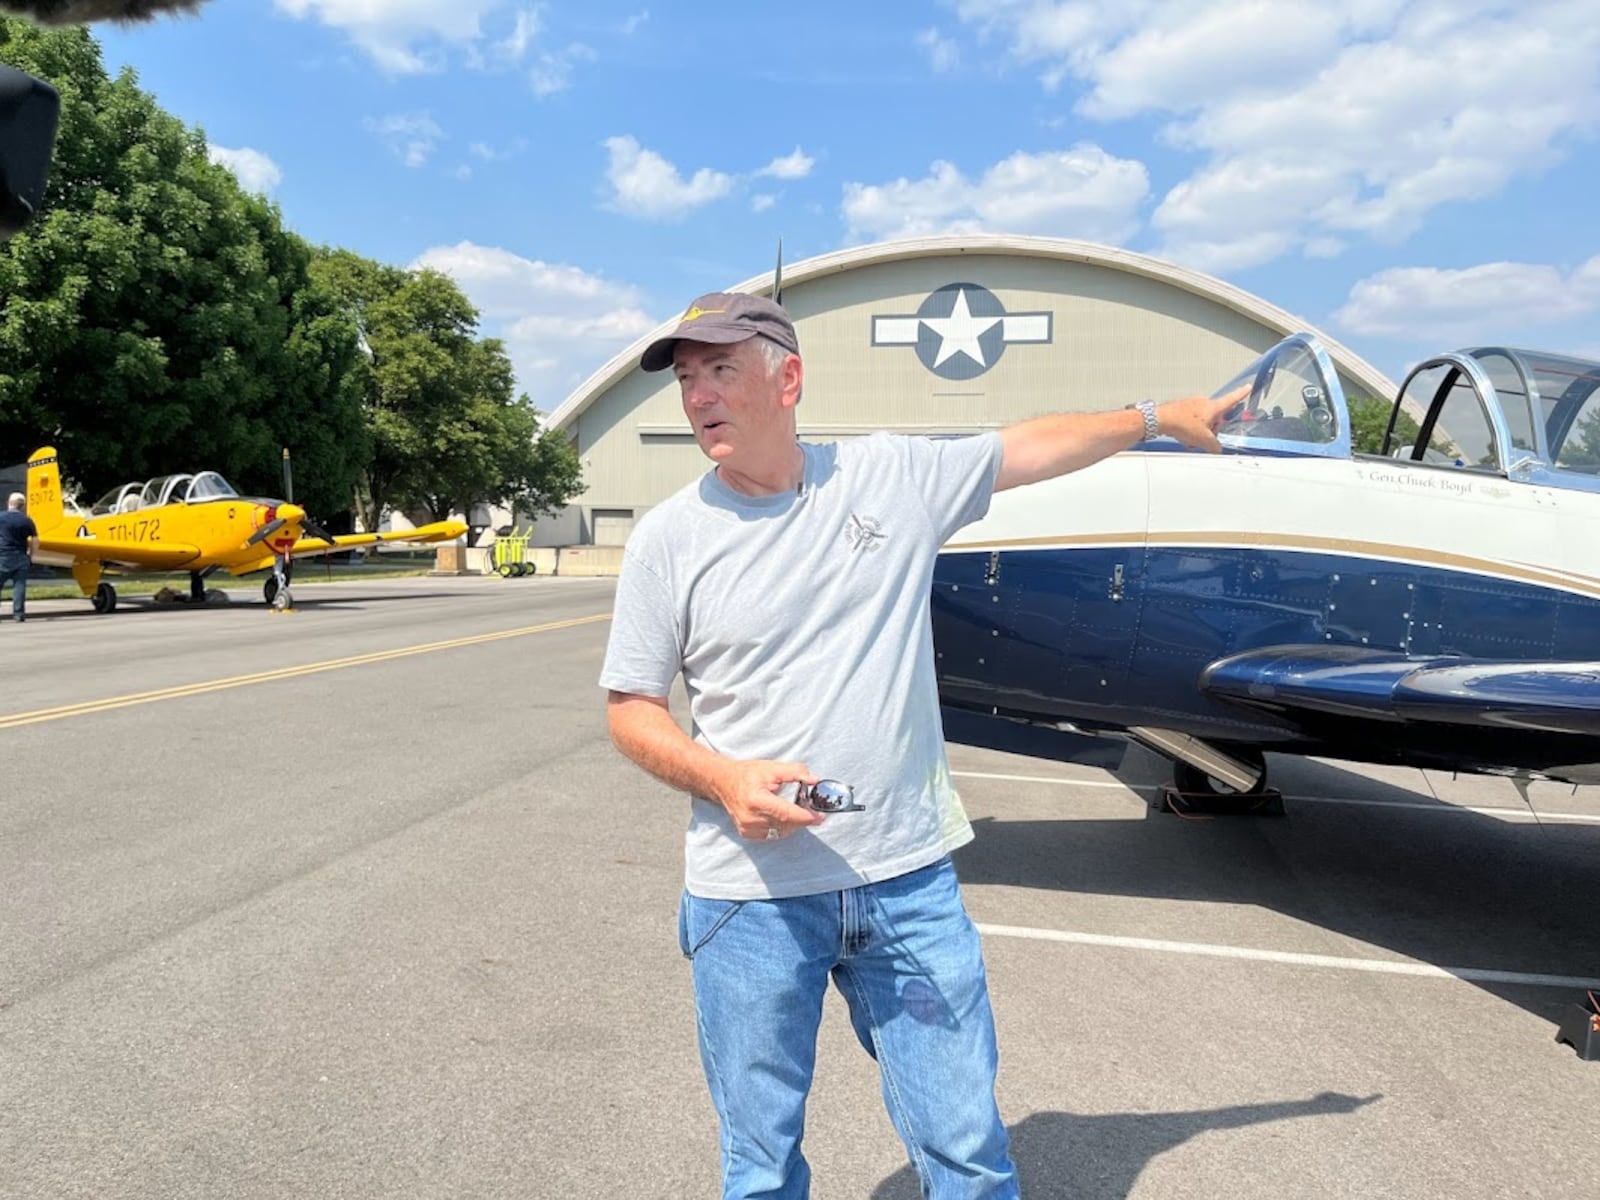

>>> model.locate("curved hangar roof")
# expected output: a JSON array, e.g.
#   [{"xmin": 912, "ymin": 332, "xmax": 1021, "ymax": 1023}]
[{"xmin": 549, "ymin": 233, "xmax": 1393, "ymax": 451}]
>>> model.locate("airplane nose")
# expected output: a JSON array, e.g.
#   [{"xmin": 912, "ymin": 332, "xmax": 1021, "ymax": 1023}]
[{"xmin": 277, "ymin": 503, "xmax": 305, "ymax": 524}]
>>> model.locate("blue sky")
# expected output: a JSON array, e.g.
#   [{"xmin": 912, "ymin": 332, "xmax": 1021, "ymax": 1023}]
[{"xmin": 94, "ymin": 0, "xmax": 1600, "ymax": 411}]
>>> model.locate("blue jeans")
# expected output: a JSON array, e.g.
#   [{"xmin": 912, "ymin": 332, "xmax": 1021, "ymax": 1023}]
[
  {"xmin": 677, "ymin": 857, "xmax": 1018, "ymax": 1199},
  {"xmin": 0, "ymin": 556, "xmax": 27, "ymax": 617}
]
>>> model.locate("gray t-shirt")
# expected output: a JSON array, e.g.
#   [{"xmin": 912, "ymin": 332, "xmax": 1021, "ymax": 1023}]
[{"xmin": 599, "ymin": 431, "xmax": 1003, "ymax": 900}]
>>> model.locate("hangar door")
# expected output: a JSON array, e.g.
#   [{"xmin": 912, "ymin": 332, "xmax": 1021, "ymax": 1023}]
[{"xmin": 592, "ymin": 509, "xmax": 635, "ymax": 546}]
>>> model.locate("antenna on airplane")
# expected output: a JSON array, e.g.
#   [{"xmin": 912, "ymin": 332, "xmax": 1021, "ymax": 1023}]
[{"xmin": 773, "ymin": 238, "xmax": 784, "ymax": 306}]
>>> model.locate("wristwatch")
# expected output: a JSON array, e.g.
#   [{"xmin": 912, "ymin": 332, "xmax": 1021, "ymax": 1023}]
[{"xmin": 1129, "ymin": 399, "xmax": 1160, "ymax": 441}]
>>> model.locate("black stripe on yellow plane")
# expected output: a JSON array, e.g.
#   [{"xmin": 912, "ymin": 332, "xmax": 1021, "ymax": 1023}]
[{"xmin": 23, "ymin": 445, "xmax": 467, "ymax": 613}]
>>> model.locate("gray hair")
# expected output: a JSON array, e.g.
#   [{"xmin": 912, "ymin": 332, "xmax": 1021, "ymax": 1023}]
[
  {"xmin": 6, "ymin": 493, "xmax": 23, "ymax": 510},
  {"xmin": 752, "ymin": 336, "xmax": 802, "ymax": 404},
  {"xmin": 753, "ymin": 335, "xmax": 796, "ymax": 375}
]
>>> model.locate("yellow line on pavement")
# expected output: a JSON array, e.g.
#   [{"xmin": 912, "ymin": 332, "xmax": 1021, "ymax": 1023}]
[{"xmin": 0, "ymin": 613, "xmax": 612, "ymax": 730}]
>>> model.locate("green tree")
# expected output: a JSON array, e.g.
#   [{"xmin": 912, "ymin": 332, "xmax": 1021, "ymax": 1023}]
[
  {"xmin": 0, "ymin": 18, "xmax": 365, "ymax": 516},
  {"xmin": 1348, "ymin": 392, "xmax": 1419, "ymax": 456},
  {"xmin": 312, "ymin": 252, "xmax": 582, "ymax": 531},
  {"xmin": 1554, "ymin": 407, "xmax": 1600, "ymax": 469}
]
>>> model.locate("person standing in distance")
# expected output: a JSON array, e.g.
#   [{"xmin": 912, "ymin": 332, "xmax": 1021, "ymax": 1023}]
[
  {"xmin": 600, "ymin": 292, "xmax": 1240, "ymax": 1198},
  {"xmin": 0, "ymin": 492, "xmax": 38, "ymax": 622}
]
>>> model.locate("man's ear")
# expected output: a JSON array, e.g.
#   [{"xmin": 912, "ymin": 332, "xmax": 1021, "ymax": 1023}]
[{"xmin": 780, "ymin": 353, "xmax": 803, "ymax": 410}]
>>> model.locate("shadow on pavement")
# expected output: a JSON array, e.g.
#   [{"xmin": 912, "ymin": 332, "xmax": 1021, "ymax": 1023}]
[
  {"xmin": 950, "ymin": 749, "xmax": 1600, "ymax": 1025},
  {"xmin": 872, "ymin": 1092, "xmax": 1380, "ymax": 1199}
]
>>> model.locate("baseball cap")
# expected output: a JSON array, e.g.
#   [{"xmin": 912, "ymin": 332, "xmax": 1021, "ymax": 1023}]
[{"xmin": 640, "ymin": 292, "xmax": 800, "ymax": 373}]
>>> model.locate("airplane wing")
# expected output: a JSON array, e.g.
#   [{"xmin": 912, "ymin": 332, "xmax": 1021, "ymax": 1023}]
[
  {"xmin": 1202, "ymin": 646, "xmax": 1600, "ymax": 737},
  {"xmin": 283, "ymin": 520, "xmax": 468, "ymax": 560},
  {"xmin": 37, "ymin": 533, "xmax": 201, "ymax": 570}
]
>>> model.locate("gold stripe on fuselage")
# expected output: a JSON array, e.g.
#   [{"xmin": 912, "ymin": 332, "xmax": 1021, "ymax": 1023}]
[{"xmin": 943, "ymin": 530, "xmax": 1600, "ymax": 602}]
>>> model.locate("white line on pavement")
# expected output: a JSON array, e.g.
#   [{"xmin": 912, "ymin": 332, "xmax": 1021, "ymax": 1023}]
[
  {"xmin": 950, "ymin": 771, "xmax": 1600, "ymax": 823},
  {"xmin": 975, "ymin": 923, "xmax": 1600, "ymax": 990}
]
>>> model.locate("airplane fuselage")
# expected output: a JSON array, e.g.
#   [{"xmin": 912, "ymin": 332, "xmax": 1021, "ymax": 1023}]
[{"xmin": 934, "ymin": 448, "xmax": 1600, "ymax": 782}]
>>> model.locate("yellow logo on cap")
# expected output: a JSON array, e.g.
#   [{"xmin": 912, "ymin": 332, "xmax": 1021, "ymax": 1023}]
[{"xmin": 682, "ymin": 305, "xmax": 727, "ymax": 322}]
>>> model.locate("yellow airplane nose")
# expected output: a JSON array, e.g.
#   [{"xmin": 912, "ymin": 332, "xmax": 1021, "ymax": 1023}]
[{"xmin": 276, "ymin": 503, "xmax": 305, "ymax": 525}]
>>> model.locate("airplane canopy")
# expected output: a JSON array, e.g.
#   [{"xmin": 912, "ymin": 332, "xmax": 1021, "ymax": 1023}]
[
  {"xmin": 90, "ymin": 470, "xmax": 240, "ymax": 514},
  {"xmin": 1393, "ymin": 346, "xmax": 1600, "ymax": 489},
  {"xmin": 1211, "ymin": 334, "xmax": 1350, "ymax": 460}
]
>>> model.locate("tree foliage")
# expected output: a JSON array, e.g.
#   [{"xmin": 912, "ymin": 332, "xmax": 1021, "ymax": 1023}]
[
  {"xmin": 311, "ymin": 252, "xmax": 582, "ymax": 531},
  {"xmin": 0, "ymin": 16, "xmax": 574, "ymax": 530},
  {"xmin": 0, "ymin": 17, "xmax": 366, "ymax": 516},
  {"xmin": 1348, "ymin": 393, "xmax": 1419, "ymax": 457}
]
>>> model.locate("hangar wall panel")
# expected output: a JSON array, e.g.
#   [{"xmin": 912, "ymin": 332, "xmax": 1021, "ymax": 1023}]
[{"xmin": 547, "ymin": 238, "xmax": 1393, "ymax": 539}]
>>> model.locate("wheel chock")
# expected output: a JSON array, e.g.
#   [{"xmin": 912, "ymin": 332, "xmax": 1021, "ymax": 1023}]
[
  {"xmin": 1556, "ymin": 994, "xmax": 1600, "ymax": 1061},
  {"xmin": 1151, "ymin": 786, "xmax": 1285, "ymax": 817}
]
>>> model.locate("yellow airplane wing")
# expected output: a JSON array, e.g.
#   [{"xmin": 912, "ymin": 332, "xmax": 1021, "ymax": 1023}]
[
  {"xmin": 224, "ymin": 520, "xmax": 470, "ymax": 574},
  {"xmin": 38, "ymin": 533, "xmax": 202, "ymax": 570},
  {"xmin": 285, "ymin": 520, "xmax": 468, "ymax": 559}
]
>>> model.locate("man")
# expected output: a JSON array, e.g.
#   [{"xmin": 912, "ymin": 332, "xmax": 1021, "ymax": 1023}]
[
  {"xmin": 600, "ymin": 293, "xmax": 1238, "ymax": 1198},
  {"xmin": 0, "ymin": 491, "xmax": 38, "ymax": 621}
]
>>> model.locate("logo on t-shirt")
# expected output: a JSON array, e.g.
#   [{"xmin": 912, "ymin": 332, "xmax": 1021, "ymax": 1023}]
[{"xmin": 845, "ymin": 513, "xmax": 884, "ymax": 553}]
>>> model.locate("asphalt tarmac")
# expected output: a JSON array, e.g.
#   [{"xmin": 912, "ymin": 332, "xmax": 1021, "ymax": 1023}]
[{"xmin": 2, "ymin": 576, "xmax": 1597, "ymax": 1199}]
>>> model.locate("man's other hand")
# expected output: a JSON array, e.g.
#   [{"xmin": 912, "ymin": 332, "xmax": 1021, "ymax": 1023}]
[{"xmin": 717, "ymin": 760, "xmax": 827, "ymax": 841}]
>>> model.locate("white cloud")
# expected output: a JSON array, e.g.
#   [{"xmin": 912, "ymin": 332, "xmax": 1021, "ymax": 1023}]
[
  {"xmin": 468, "ymin": 138, "xmax": 527, "ymax": 162},
  {"xmin": 365, "ymin": 113, "xmax": 444, "ymax": 168},
  {"xmin": 841, "ymin": 144, "xmax": 1148, "ymax": 243},
  {"xmin": 620, "ymin": 10, "xmax": 649, "ymax": 35},
  {"xmin": 494, "ymin": 7, "xmax": 539, "ymax": 63},
  {"xmin": 751, "ymin": 193, "xmax": 777, "ymax": 213},
  {"xmin": 916, "ymin": 26, "xmax": 960, "ymax": 72},
  {"xmin": 277, "ymin": 0, "xmax": 596, "ymax": 92},
  {"xmin": 757, "ymin": 147, "xmax": 815, "ymax": 181},
  {"xmin": 208, "ymin": 145, "xmax": 282, "ymax": 193},
  {"xmin": 530, "ymin": 42, "xmax": 596, "ymax": 96},
  {"xmin": 601, "ymin": 135, "xmax": 734, "ymax": 220},
  {"xmin": 274, "ymin": 0, "xmax": 507, "ymax": 74},
  {"xmin": 412, "ymin": 242, "xmax": 657, "ymax": 407},
  {"xmin": 950, "ymin": 1, "xmax": 1600, "ymax": 271},
  {"xmin": 1335, "ymin": 256, "xmax": 1600, "ymax": 342}
]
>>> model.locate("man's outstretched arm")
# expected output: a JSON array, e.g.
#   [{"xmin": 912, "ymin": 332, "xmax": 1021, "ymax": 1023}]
[{"xmin": 995, "ymin": 388, "xmax": 1245, "ymax": 493}]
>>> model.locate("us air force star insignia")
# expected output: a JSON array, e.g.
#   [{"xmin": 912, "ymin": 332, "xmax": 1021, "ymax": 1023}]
[{"xmin": 871, "ymin": 282, "xmax": 1053, "ymax": 381}]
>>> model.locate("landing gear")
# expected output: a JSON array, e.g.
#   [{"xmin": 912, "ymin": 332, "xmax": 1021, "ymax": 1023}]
[
  {"xmin": 263, "ymin": 574, "xmax": 293, "ymax": 610},
  {"xmin": 1163, "ymin": 750, "xmax": 1282, "ymax": 815},
  {"xmin": 265, "ymin": 556, "xmax": 294, "ymax": 611},
  {"xmin": 189, "ymin": 571, "xmax": 207, "ymax": 604},
  {"xmin": 92, "ymin": 581, "xmax": 117, "ymax": 614}
]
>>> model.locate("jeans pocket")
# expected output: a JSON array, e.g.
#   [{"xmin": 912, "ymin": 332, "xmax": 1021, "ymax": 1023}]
[{"xmin": 677, "ymin": 892, "xmax": 746, "ymax": 960}]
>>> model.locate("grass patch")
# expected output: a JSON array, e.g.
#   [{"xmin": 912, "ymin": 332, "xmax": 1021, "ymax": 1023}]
[{"xmin": 26, "ymin": 558, "xmax": 438, "ymax": 601}]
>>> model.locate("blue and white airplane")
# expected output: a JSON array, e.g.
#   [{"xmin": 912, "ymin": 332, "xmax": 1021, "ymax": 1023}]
[{"xmin": 934, "ymin": 334, "xmax": 1600, "ymax": 798}]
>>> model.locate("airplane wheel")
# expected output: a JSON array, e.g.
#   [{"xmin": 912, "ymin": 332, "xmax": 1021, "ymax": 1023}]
[
  {"xmin": 263, "ymin": 577, "xmax": 279, "ymax": 605},
  {"xmin": 272, "ymin": 585, "xmax": 293, "ymax": 612},
  {"xmin": 1172, "ymin": 751, "xmax": 1270, "ymax": 808},
  {"xmin": 92, "ymin": 582, "xmax": 117, "ymax": 614}
]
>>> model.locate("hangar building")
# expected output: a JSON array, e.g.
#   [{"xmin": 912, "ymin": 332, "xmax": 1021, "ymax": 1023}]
[{"xmin": 540, "ymin": 234, "xmax": 1393, "ymax": 550}]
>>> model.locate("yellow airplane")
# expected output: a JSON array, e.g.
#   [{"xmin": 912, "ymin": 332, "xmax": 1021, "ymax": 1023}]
[{"xmin": 23, "ymin": 445, "xmax": 467, "ymax": 613}]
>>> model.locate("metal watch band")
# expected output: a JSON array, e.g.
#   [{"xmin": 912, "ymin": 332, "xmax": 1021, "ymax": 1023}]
[{"xmin": 1133, "ymin": 398, "xmax": 1159, "ymax": 441}]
